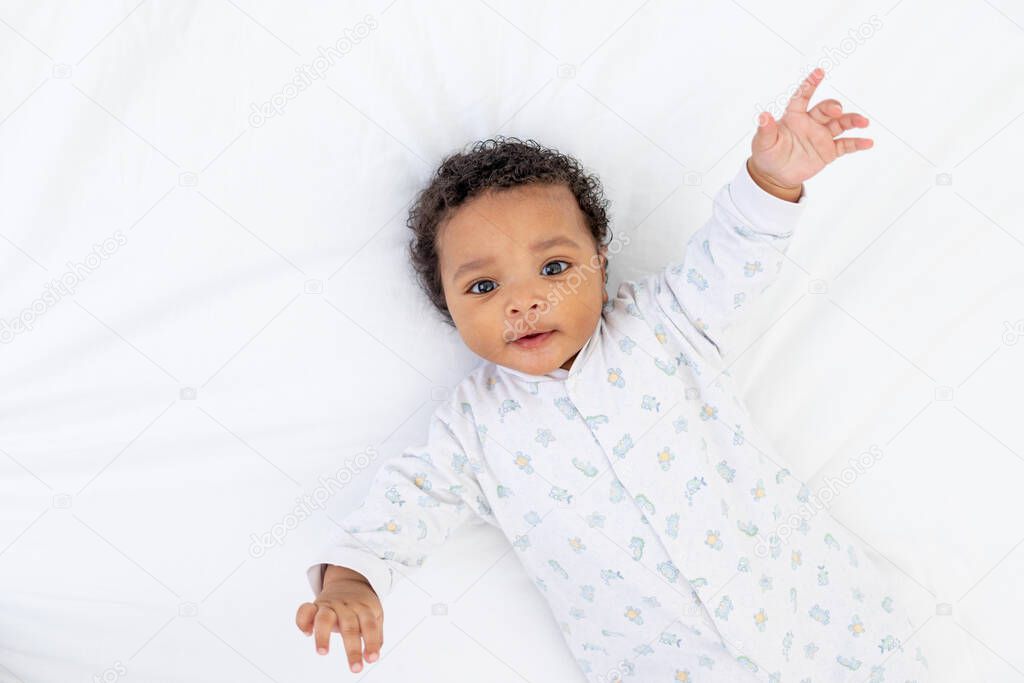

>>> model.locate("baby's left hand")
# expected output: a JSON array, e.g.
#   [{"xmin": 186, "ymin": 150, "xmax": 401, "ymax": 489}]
[{"xmin": 749, "ymin": 67, "xmax": 872, "ymax": 197}]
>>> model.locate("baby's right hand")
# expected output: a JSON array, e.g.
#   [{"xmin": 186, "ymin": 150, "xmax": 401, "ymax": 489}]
[{"xmin": 295, "ymin": 564, "xmax": 383, "ymax": 673}]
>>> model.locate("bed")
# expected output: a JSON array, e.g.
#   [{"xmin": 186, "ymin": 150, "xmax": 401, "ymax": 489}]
[{"xmin": 2, "ymin": 1, "xmax": 1021, "ymax": 681}]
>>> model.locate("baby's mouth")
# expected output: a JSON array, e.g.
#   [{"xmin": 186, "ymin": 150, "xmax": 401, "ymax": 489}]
[{"xmin": 510, "ymin": 329, "xmax": 555, "ymax": 349}]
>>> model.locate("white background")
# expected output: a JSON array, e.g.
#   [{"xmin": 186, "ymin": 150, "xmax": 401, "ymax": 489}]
[{"xmin": 1, "ymin": 1, "xmax": 1022, "ymax": 681}]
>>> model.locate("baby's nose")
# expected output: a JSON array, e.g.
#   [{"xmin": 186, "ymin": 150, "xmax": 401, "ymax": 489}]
[{"xmin": 507, "ymin": 300, "xmax": 541, "ymax": 315}]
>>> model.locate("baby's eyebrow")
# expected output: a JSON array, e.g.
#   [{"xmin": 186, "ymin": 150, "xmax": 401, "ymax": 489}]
[
  {"xmin": 452, "ymin": 235, "xmax": 582, "ymax": 281},
  {"xmin": 529, "ymin": 235, "xmax": 581, "ymax": 252},
  {"xmin": 452, "ymin": 256, "xmax": 493, "ymax": 281}
]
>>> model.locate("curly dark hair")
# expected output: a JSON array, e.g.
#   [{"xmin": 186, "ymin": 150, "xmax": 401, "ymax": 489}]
[{"xmin": 406, "ymin": 136, "xmax": 613, "ymax": 326}]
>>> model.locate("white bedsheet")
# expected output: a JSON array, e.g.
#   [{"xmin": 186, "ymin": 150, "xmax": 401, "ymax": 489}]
[{"xmin": 1, "ymin": 1, "xmax": 1022, "ymax": 681}]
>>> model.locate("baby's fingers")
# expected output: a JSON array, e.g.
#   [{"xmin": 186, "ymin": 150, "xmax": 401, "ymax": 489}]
[
  {"xmin": 313, "ymin": 604, "xmax": 338, "ymax": 655},
  {"xmin": 808, "ymin": 98, "xmax": 842, "ymax": 126},
  {"xmin": 827, "ymin": 113, "xmax": 869, "ymax": 138},
  {"xmin": 335, "ymin": 605, "xmax": 368, "ymax": 673},
  {"xmin": 835, "ymin": 137, "xmax": 874, "ymax": 157},
  {"xmin": 295, "ymin": 602, "xmax": 317, "ymax": 636},
  {"xmin": 352, "ymin": 603, "xmax": 384, "ymax": 664}
]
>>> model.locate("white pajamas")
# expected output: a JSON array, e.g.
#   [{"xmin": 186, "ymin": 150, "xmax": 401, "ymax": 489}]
[{"xmin": 308, "ymin": 163, "xmax": 931, "ymax": 682}]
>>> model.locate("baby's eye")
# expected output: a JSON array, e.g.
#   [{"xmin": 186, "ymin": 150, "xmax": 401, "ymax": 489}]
[
  {"xmin": 542, "ymin": 260, "xmax": 570, "ymax": 276},
  {"xmin": 468, "ymin": 279, "xmax": 497, "ymax": 295}
]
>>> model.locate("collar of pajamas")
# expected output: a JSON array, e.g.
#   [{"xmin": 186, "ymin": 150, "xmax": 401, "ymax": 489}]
[{"xmin": 309, "ymin": 163, "xmax": 931, "ymax": 682}]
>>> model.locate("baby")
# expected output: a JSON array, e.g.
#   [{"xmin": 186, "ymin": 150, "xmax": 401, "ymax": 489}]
[{"xmin": 296, "ymin": 68, "xmax": 931, "ymax": 681}]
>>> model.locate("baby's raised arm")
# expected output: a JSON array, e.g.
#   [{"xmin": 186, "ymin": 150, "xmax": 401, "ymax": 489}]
[
  {"xmin": 653, "ymin": 157, "xmax": 807, "ymax": 362},
  {"xmin": 650, "ymin": 68, "xmax": 871, "ymax": 362}
]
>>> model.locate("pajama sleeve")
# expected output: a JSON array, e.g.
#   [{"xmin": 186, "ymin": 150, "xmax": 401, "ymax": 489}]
[
  {"xmin": 306, "ymin": 400, "xmax": 492, "ymax": 600},
  {"xmin": 652, "ymin": 160, "xmax": 808, "ymax": 362}
]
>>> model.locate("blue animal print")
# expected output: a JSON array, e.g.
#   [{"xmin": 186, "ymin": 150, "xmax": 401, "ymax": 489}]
[
  {"xmin": 554, "ymin": 397, "xmax": 579, "ymax": 420},
  {"xmin": 498, "ymin": 398, "xmax": 520, "ymax": 422},
  {"xmin": 744, "ymin": 260, "xmax": 764, "ymax": 277},
  {"xmin": 732, "ymin": 424, "xmax": 745, "ymax": 445},
  {"xmin": 878, "ymin": 635, "xmax": 901, "ymax": 653},
  {"xmin": 808, "ymin": 604, "xmax": 831, "ymax": 625},
  {"xmin": 613, "ymin": 433, "xmax": 634, "ymax": 459},
  {"xmin": 685, "ymin": 476, "xmax": 707, "ymax": 505},
  {"xmin": 600, "ymin": 569, "xmax": 624, "ymax": 585},
  {"xmin": 817, "ymin": 565, "xmax": 829, "ymax": 586},
  {"xmin": 836, "ymin": 655, "xmax": 862, "ymax": 670},
  {"xmin": 659, "ymin": 631, "xmax": 681, "ymax": 647},
  {"xmin": 687, "ymin": 268, "xmax": 709, "ymax": 291},
  {"xmin": 797, "ymin": 484, "xmax": 811, "ymax": 503},
  {"xmin": 548, "ymin": 559, "xmax": 568, "ymax": 579},
  {"xmin": 385, "ymin": 486, "xmax": 405, "ymax": 506},
  {"xmin": 549, "ymin": 486, "xmax": 573, "ymax": 504},
  {"xmin": 657, "ymin": 561, "xmax": 679, "ymax": 583},
  {"xmin": 716, "ymin": 596, "xmax": 734, "ymax": 620},
  {"xmin": 665, "ymin": 513, "xmax": 679, "ymax": 538},
  {"xmin": 676, "ymin": 350, "xmax": 701, "ymax": 375},
  {"xmin": 737, "ymin": 656, "xmax": 759, "ymax": 673},
  {"xmin": 476, "ymin": 496, "xmax": 492, "ymax": 516},
  {"xmin": 634, "ymin": 494, "xmax": 656, "ymax": 517},
  {"xmin": 717, "ymin": 460, "xmax": 736, "ymax": 482},
  {"xmin": 641, "ymin": 394, "xmax": 661, "ymax": 412},
  {"xmin": 572, "ymin": 457, "xmax": 598, "ymax": 477},
  {"xmin": 655, "ymin": 357, "xmax": 677, "ymax": 375}
]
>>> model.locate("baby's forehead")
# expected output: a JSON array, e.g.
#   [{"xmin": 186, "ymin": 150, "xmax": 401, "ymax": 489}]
[{"xmin": 441, "ymin": 183, "xmax": 586, "ymax": 245}]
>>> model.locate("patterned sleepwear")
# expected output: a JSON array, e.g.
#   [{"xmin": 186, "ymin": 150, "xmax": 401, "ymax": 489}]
[{"xmin": 307, "ymin": 163, "xmax": 931, "ymax": 682}]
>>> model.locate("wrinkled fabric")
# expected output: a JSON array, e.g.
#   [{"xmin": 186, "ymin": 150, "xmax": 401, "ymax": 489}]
[{"xmin": 308, "ymin": 163, "xmax": 931, "ymax": 682}]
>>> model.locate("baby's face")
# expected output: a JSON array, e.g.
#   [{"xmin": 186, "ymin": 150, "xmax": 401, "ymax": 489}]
[{"xmin": 438, "ymin": 182, "xmax": 608, "ymax": 376}]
